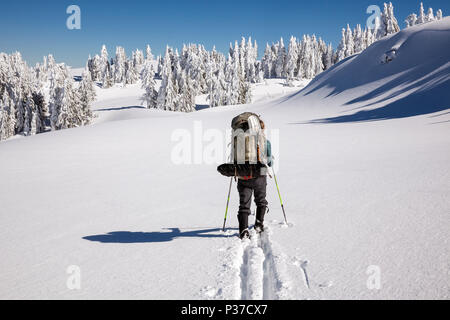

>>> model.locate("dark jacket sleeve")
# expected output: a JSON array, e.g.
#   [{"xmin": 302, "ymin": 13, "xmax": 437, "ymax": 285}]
[{"xmin": 266, "ymin": 140, "xmax": 273, "ymax": 167}]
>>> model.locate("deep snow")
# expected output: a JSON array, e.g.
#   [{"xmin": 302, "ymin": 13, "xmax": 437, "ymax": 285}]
[{"xmin": 0, "ymin": 19, "xmax": 449, "ymax": 300}]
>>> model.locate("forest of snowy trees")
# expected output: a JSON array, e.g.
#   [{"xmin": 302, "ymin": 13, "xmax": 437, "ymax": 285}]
[
  {"xmin": 0, "ymin": 2, "xmax": 445, "ymax": 141},
  {"xmin": 0, "ymin": 53, "xmax": 95, "ymax": 141},
  {"xmin": 405, "ymin": 2, "xmax": 444, "ymax": 28}
]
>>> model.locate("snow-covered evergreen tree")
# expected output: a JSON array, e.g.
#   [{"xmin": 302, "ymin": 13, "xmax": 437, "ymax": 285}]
[
  {"xmin": 224, "ymin": 53, "xmax": 239, "ymax": 106},
  {"xmin": 124, "ymin": 59, "xmax": 139, "ymax": 84},
  {"xmin": 178, "ymin": 70, "xmax": 196, "ymax": 112},
  {"xmin": 77, "ymin": 68, "xmax": 95, "ymax": 125},
  {"xmin": 212, "ymin": 67, "xmax": 227, "ymax": 108},
  {"xmin": 113, "ymin": 46, "xmax": 127, "ymax": 85},
  {"xmin": 133, "ymin": 49, "xmax": 145, "ymax": 69},
  {"xmin": 261, "ymin": 44, "xmax": 273, "ymax": 78},
  {"xmin": 405, "ymin": 13, "xmax": 418, "ymax": 28},
  {"xmin": 353, "ymin": 24, "xmax": 364, "ymax": 53},
  {"xmin": 156, "ymin": 47, "xmax": 177, "ymax": 111},
  {"xmin": 323, "ymin": 43, "xmax": 334, "ymax": 70},
  {"xmin": 0, "ymin": 91, "xmax": 16, "ymax": 140},
  {"xmin": 275, "ymin": 38, "xmax": 286, "ymax": 78},
  {"xmin": 417, "ymin": 2, "xmax": 426, "ymax": 24},
  {"xmin": 344, "ymin": 25, "xmax": 355, "ymax": 57},
  {"xmin": 87, "ymin": 54, "xmax": 102, "ymax": 81},
  {"xmin": 336, "ymin": 28, "xmax": 347, "ymax": 63},
  {"xmin": 141, "ymin": 60, "xmax": 157, "ymax": 109},
  {"xmin": 99, "ymin": 46, "xmax": 113, "ymax": 88},
  {"xmin": 145, "ymin": 45, "xmax": 154, "ymax": 62},
  {"xmin": 425, "ymin": 8, "xmax": 435, "ymax": 22},
  {"xmin": 377, "ymin": 2, "xmax": 400, "ymax": 38},
  {"xmin": 285, "ymin": 36, "xmax": 298, "ymax": 86}
]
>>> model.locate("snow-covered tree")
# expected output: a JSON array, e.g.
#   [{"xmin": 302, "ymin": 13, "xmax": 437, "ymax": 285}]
[
  {"xmin": 344, "ymin": 25, "xmax": 355, "ymax": 57},
  {"xmin": 133, "ymin": 49, "xmax": 145, "ymax": 68},
  {"xmin": 405, "ymin": 13, "xmax": 418, "ymax": 28},
  {"xmin": 145, "ymin": 45, "xmax": 154, "ymax": 62},
  {"xmin": 87, "ymin": 54, "xmax": 102, "ymax": 81},
  {"xmin": 275, "ymin": 38, "xmax": 286, "ymax": 78},
  {"xmin": 102, "ymin": 63, "xmax": 113, "ymax": 88},
  {"xmin": 378, "ymin": 2, "xmax": 400, "ymax": 38},
  {"xmin": 124, "ymin": 59, "xmax": 139, "ymax": 84},
  {"xmin": 156, "ymin": 47, "xmax": 177, "ymax": 111},
  {"xmin": 224, "ymin": 53, "xmax": 239, "ymax": 106},
  {"xmin": 417, "ymin": 2, "xmax": 426, "ymax": 24},
  {"xmin": 77, "ymin": 68, "xmax": 95, "ymax": 125},
  {"xmin": 98, "ymin": 46, "xmax": 114, "ymax": 88},
  {"xmin": 261, "ymin": 44, "xmax": 273, "ymax": 78},
  {"xmin": 113, "ymin": 46, "xmax": 127, "ymax": 85},
  {"xmin": 353, "ymin": 24, "xmax": 364, "ymax": 53},
  {"xmin": 425, "ymin": 8, "xmax": 435, "ymax": 22},
  {"xmin": 141, "ymin": 61, "xmax": 157, "ymax": 109},
  {"xmin": 209, "ymin": 65, "xmax": 226, "ymax": 108},
  {"xmin": 0, "ymin": 91, "xmax": 16, "ymax": 140},
  {"xmin": 177, "ymin": 70, "xmax": 196, "ymax": 112},
  {"xmin": 336, "ymin": 28, "xmax": 347, "ymax": 63},
  {"xmin": 285, "ymin": 36, "xmax": 298, "ymax": 86},
  {"xmin": 49, "ymin": 65, "xmax": 78, "ymax": 130},
  {"xmin": 323, "ymin": 43, "xmax": 334, "ymax": 70}
]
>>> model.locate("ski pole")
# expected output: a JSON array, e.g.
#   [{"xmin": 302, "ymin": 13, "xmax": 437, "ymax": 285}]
[
  {"xmin": 222, "ymin": 177, "xmax": 233, "ymax": 232},
  {"xmin": 272, "ymin": 168, "xmax": 288, "ymax": 225}
]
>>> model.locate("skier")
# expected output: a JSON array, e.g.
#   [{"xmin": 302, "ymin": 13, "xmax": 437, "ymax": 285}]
[{"xmin": 237, "ymin": 119, "xmax": 273, "ymax": 240}]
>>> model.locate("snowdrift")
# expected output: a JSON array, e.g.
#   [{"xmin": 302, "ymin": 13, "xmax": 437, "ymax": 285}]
[{"xmin": 289, "ymin": 17, "xmax": 450, "ymax": 122}]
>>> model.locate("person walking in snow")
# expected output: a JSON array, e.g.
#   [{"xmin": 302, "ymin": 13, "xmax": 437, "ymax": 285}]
[{"xmin": 237, "ymin": 119, "xmax": 273, "ymax": 240}]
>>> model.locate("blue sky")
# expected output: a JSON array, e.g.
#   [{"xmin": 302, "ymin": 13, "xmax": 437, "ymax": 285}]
[{"xmin": 1, "ymin": 0, "xmax": 449, "ymax": 67}]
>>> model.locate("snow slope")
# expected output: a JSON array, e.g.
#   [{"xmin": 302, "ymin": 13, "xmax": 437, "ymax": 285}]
[
  {"xmin": 0, "ymin": 19, "xmax": 449, "ymax": 300},
  {"xmin": 287, "ymin": 17, "xmax": 450, "ymax": 123}
]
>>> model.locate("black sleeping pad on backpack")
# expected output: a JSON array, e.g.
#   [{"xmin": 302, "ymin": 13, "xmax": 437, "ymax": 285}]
[{"xmin": 217, "ymin": 163, "xmax": 266, "ymax": 178}]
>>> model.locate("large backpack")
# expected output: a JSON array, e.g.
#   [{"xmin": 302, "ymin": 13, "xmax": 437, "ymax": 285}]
[
  {"xmin": 231, "ymin": 112, "xmax": 267, "ymax": 165},
  {"xmin": 217, "ymin": 112, "xmax": 268, "ymax": 178}
]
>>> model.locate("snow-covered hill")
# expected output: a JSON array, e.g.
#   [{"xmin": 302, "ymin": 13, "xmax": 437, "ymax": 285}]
[
  {"xmin": 0, "ymin": 19, "xmax": 449, "ymax": 300},
  {"xmin": 286, "ymin": 17, "xmax": 450, "ymax": 123}
]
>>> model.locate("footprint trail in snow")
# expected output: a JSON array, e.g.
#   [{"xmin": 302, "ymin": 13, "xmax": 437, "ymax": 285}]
[{"xmin": 237, "ymin": 225, "xmax": 291, "ymax": 300}]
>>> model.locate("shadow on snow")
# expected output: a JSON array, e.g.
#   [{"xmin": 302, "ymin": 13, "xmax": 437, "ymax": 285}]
[
  {"xmin": 83, "ymin": 227, "xmax": 237, "ymax": 243},
  {"xmin": 94, "ymin": 106, "xmax": 146, "ymax": 112}
]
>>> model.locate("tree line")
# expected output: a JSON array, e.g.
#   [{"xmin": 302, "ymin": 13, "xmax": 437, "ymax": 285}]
[
  {"xmin": 0, "ymin": 2, "xmax": 445, "ymax": 141},
  {"xmin": 0, "ymin": 53, "xmax": 95, "ymax": 141}
]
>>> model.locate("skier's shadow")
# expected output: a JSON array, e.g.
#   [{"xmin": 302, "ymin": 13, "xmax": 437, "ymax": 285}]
[{"xmin": 83, "ymin": 227, "xmax": 237, "ymax": 243}]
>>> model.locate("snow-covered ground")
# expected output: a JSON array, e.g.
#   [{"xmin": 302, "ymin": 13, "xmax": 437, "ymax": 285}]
[{"xmin": 0, "ymin": 19, "xmax": 449, "ymax": 300}]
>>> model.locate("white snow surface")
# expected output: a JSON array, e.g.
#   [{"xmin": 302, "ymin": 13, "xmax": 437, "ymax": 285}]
[{"xmin": 0, "ymin": 19, "xmax": 449, "ymax": 299}]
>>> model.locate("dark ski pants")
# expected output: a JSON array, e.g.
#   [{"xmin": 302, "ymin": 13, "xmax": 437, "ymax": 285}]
[{"xmin": 237, "ymin": 176, "xmax": 268, "ymax": 231}]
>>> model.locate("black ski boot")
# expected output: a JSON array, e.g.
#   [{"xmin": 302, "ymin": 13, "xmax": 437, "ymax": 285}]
[
  {"xmin": 239, "ymin": 229, "xmax": 250, "ymax": 240},
  {"xmin": 255, "ymin": 206, "xmax": 267, "ymax": 233},
  {"xmin": 238, "ymin": 213, "xmax": 250, "ymax": 240}
]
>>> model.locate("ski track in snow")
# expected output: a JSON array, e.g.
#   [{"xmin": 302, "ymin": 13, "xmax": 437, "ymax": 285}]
[{"xmin": 211, "ymin": 223, "xmax": 294, "ymax": 300}]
